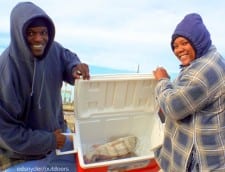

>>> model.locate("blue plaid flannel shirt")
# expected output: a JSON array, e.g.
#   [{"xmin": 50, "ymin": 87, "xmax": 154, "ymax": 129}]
[{"xmin": 154, "ymin": 46, "xmax": 225, "ymax": 172}]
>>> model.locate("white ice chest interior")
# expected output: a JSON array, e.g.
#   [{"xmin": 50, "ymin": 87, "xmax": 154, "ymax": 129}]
[{"xmin": 64, "ymin": 74, "xmax": 164, "ymax": 169}]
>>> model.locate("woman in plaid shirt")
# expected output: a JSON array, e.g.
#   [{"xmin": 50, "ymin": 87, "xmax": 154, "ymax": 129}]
[{"xmin": 153, "ymin": 13, "xmax": 225, "ymax": 171}]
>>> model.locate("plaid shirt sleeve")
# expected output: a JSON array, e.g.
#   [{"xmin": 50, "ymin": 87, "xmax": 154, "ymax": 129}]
[{"xmin": 155, "ymin": 65, "xmax": 216, "ymax": 121}]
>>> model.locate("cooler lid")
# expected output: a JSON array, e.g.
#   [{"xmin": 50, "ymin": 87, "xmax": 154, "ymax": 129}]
[{"xmin": 74, "ymin": 74, "xmax": 158, "ymax": 119}]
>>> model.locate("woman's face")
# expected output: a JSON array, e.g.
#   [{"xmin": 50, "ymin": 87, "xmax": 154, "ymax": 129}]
[{"xmin": 173, "ymin": 37, "xmax": 196, "ymax": 66}]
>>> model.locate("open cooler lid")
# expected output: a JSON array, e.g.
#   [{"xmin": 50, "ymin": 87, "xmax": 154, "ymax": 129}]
[{"xmin": 74, "ymin": 74, "xmax": 158, "ymax": 119}]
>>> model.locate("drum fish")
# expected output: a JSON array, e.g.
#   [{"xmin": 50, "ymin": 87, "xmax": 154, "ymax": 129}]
[{"xmin": 84, "ymin": 135, "xmax": 137, "ymax": 163}]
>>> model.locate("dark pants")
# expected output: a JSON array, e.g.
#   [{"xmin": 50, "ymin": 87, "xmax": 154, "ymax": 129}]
[{"xmin": 187, "ymin": 147, "xmax": 199, "ymax": 172}]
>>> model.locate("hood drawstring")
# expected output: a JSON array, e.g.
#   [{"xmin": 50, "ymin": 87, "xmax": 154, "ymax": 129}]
[
  {"xmin": 38, "ymin": 70, "xmax": 45, "ymax": 109},
  {"xmin": 30, "ymin": 60, "xmax": 36, "ymax": 97},
  {"xmin": 30, "ymin": 59, "xmax": 45, "ymax": 109}
]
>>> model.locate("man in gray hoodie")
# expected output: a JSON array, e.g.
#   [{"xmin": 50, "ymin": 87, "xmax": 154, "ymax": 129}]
[{"xmin": 0, "ymin": 2, "xmax": 90, "ymax": 171}]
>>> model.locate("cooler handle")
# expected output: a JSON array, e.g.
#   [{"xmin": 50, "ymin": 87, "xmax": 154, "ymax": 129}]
[{"xmin": 56, "ymin": 133, "xmax": 78, "ymax": 155}]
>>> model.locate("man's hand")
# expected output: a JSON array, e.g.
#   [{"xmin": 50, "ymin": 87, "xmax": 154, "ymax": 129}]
[
  {"xmin": 153, "ymin": 67, "xmax": 170, "ymax": 81},
  {"xmin": 54, "ymin": 129, "xmax": 66, "ymax": 149},
  {"xmin": 72, "ymin": 63, "xmax": 90, "ymax": 80}
]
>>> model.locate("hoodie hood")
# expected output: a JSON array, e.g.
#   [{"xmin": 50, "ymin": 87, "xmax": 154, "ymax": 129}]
[
  {"xmin": 10, "ymin": 1, "xmax": 55, "ymax": 61},
  {"xmin": 8, "ymin": 2, "xmax": 56, "ymax": 106},
  {"xmin": 171, "ymin": 13, "xmax": 211, "ymax": 59}
]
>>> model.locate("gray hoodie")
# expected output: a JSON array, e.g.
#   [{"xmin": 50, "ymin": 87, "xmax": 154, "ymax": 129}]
[{"xmin": 0, "ymin": 2, "xmax": 80, "ymax": 161}]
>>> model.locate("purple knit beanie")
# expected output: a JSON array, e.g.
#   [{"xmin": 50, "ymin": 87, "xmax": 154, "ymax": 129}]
[{"xmin": 171, "ymin": 13, "xmax": 211, "ymax": 58}]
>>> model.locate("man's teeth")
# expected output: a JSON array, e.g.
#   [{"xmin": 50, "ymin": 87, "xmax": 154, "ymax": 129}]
[{"xmin": 33, "ymin": 45, "xmax": 42, "ymax": 48}]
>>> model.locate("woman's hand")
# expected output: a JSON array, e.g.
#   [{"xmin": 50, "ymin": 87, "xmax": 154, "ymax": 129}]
[{"xmin": 153, "ymin": 67, "xmax": 170, "ymax": 80}]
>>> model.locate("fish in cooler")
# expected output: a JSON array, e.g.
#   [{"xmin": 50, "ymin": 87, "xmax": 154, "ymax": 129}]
[{"xmin": 84, "ymin": 135, "xmax": 137, "ymax": 163}]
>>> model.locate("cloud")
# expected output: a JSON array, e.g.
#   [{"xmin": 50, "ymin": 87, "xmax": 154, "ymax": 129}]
[{"xmin": 1, "ymin": 0, "xmax": 225, "ymax": 74}]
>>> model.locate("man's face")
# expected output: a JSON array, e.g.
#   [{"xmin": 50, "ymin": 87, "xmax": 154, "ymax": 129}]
[{"xmin": 26, "ymin": 26, "xmax": 49, "ymax": 57}]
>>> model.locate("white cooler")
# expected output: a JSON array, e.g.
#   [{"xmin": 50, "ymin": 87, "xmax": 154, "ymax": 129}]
[{"xmin": 58, "ymin": 74, "xmax": 164, "ymax": 171}]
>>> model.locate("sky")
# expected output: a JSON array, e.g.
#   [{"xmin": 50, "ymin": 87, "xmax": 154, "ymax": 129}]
[{"xmin": 1, "ymin": 0, "xmax": 225, "ymax": 75}]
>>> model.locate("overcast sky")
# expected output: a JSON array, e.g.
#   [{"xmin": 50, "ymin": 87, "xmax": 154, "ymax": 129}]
[{"xmin": 1, "ymin": 0, "xmax": 225, "ymax": 75}]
